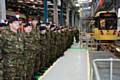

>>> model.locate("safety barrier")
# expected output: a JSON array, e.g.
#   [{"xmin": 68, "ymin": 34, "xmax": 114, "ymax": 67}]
[
  {"xmin": 79, "ymin": 32, "xmax": 97, "ymax": 50},
  {"xmin": 92, "ymin": 58, "xmax": 120, "ymax": 80}
]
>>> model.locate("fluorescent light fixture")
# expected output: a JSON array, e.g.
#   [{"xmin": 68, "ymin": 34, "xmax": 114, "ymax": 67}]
[
  {"xmin": 34, "ymin": 2, "xmax": 38, "ymax": 4},
  {"xmin": 116, "ymin": 48, "xmax": 120, "ymax": 52},
  {"xmin": 30, "ymin": 0, "xmax": 34, "ymax": 1},
  {"xmin": 89, "ymin": 0, "xmax": 92, "ymax": 2},
  {"xmin": 18, "ymin": 0, "xmax": 23, "ymax": 3},
  {"xmin": 118, "ymin": 8, "xmax": 120, "ymax": 17},
  {"xmin": 78, "ymin": 8, "xmax": 82, "ymax": 12},
  {"xmin": 82, "ymin": 6, "xmax": 91, "ymax": 10},
  {"xmin": 32, "ymin": 5, "xmax": 36, "ymax": 8},
  {"xmin": 78, "ymin": 10, "xmax": 81, "ymax": 12},
  {"xmin": 57, "ymin": 0, "xmax": 61, "ymax": 6},
  {"xmin": 78, "ymin": 0, "xmax": 92, "ymax": 3},
  {"xmin": 26, "ymin": 1, "xmax": 30, "ymax": 3},
  {"xmin": 78, "ymin": 0, "xmax": 92, "ymax": 2},
  {"xmin": 38, "ymin": 0, "xmax": 42, "ymax": 3},
  {"xmin": 78, "ymin": 0, "xmax": 87, "ymax": 1},
  {"xmin": 75, "ymin": 4, "xmax": 80, "ymax": 7},
  {"xmin": 47, "ymin": 1, "xmax": 51, "ymax": 4}
]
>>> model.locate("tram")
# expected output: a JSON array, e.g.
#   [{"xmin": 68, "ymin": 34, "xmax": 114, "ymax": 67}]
[{"xmin": 93, "ymin": 10, "xmax": 118, "ymax": 41}]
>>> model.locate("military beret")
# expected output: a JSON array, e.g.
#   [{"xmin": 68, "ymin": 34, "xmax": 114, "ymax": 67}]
[
  {"xmin": 40, "ymin": 23, "xmax": 46, "ymax": 27},
  {"xmin": 50, "ymin": 24, "xmax": 56, "ymax": 30},
  {"xmin": 8, "ymin": 16, "xmax": 18, "ymax": 24},
  {"xmin": 56, "ymin": 27, "xmax": 60, "ymax": 30},
  {"xmin": 24, "ymin": 22, "xmax": 31, "ymax": 27},
  {"xmin": 0, "ymin": 20, "xmax": 8, "ymax": 26},
  {"xmin": 53, "ymin": 27, "xmax": 57, "ymax": 32},
  {"xmin": 0, "ymin": 23, "xmax": 3, "ymax": 27},
  {"xmin": 39, "ymin": 23, "xmax": 46, "ymax": 30},
  {"xmin": 39, "ymin": 26, "xmax": 46, "ymax": 30},
  {"xmin": 50, "ymin": 24, "xmax": 54, "ymax": 28}
]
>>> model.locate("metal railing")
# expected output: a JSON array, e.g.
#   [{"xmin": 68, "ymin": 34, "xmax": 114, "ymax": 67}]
[
  {"xmin": 92, "ymin": 58, "xmax": 120, "ymax": 80},
  {"xmin": 79, "ymin": 32, "xmax": 95, "ymax": 49}
]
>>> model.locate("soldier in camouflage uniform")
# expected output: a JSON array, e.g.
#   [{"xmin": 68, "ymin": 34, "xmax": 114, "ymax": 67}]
[
  {"xmin": 39, "ymin": 24, "xmax": 48, "ymax": 73},
  {"xmin": 45, "ymin": 23, "xmax": 52, "ymax": 68},
  {"xmin": 23, "ymin": 18, "xmax": 41, "ymax": 79},
  {"xmin": 49, "ymin": 24, "xmax": 57, "ymax": 64},
  {"xmin": 0, "ymin": 17, "xmax": 26, "ymax": 80},
  {"xmin": 23, "ymin": 22, "xmax": 34, "ymax": 80},
  {"xmin": 31, "ymin": 18, "xmax": 41, "ymax": 75},
  {"xmin": 52, "ymin": 27, "xmax": 58, "ymax": 61},
  {"xmin": 56, "ymin": 27, "xmax": 63, "ymax": 58},
  {"xmin": 74, "ymin": 28, "xmax": 79, "ymax": 43}
]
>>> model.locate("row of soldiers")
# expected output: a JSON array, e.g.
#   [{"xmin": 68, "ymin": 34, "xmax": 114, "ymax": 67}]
[{"xmin": 0, "ymin": 16, "xmax": 75, "ymax": 80}]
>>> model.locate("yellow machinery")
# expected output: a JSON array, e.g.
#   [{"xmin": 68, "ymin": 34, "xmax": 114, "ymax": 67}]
[{"xmin": 93, "ymin": 11, "xmax": 118, "ymax": 41}]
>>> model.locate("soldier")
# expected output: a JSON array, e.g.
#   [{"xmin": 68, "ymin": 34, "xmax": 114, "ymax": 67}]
[
  {"xmin": 56, "ymin": 27, "xmax": 63, "ymax": 58},
  {"xmin": 0, "ymin": 23, "xmax": 4, "ymax": 32},
  {"xmin": 19, "ymin": 18, "xmax": 25, "ymax": 33},
  {"xmin": 0, "ymin": 16, "xmax": 26, "ymax": 80},
  {"xmin": 24, "ymin": 18, "xmax": 41, "ymax": 79},
  {"xmin": 39, "ymin": 24, "xmax": 48, "ymax": 73},
  {"xmin": 32, "ymin": 18, "xmax": 38, "ymax": 29},
  {"xmin": 0, "ymin": 22, "xmax": 4, "ymax": 80},
  {"xmin": 24, "ymin": 23, "xmax": 32, "ymax": 33},
  {"xmin": 74, "ymin": 28, "xmax": 79, "ymax": 43},
  {"xmin": 60, "ymin": 27, "xmax": 66, "ymax": 55},
  {"xmin": 31, "ymin": 18, "xmax": 43, "ymax": 78},
  {"xmin": 49, "ymin": 24, "xmax": 57, "ymax": 64}
]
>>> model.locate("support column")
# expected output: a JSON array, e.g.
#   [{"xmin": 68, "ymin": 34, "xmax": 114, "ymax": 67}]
[
  {"xmin": 60, "ymin": 0, "xmax": 64, "ymax": 26},
  {"xmin": 75, "ymin": 13, "xmax": 78, "ymax": 27},
  {"xmin": 38, "ymin": 0, "xmax": 41, "ymax": 22},
  {"xmin": 69, "ymin": 10, "xmax": 72, "ymax": 27},
  {"xmin": 72, "ymin": 10, "xmax": 75, "ymax": 27},
  {"xmin": 38, "ymin": 0, "xmax": 40, "ymax": 16},
  {"xmin": 78, "ymin": 17, "xmax": 80, "ymax": 28},
  {"xmin": 66, "ymin": 2, "xmax": 70, "ymax": 27},
  {"xmin": 53, "ymin": 0, "xmax": 58, "ymax": 26},
  {"xmin": 91, "ymin": 2, "xmax": 94, "ymax": 17},
  {"xmin": 76, "ymin": 14, "xmax": 79, "ymax": 28},
  {"xmin": 44, "ymin": 0, "xmax": 48, "ymax": 23},
  {"xmin": 0, "ymin": 0, "xmax": 6, "ymax": 19}
]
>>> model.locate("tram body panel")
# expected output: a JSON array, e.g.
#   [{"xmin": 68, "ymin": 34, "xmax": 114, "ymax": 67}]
[{"xmin": 94, "ymin": 29, "xmax": 118, "ymax": 40}]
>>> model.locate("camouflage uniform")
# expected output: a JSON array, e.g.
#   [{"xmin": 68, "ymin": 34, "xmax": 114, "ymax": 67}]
[
  {"xmin": 53, "ymin": 31, "xmax": 58, "ymax": 61},
  {"xmin": 39, "ymin": 33, "xmax": 47, "ymax": 72},
  {"xmin": 56, "ymin": 31, "xmax": 62, "ymax": 58},
  {"xmin": 74, "ymin": 29, "xmax": 79, "ymax": 43},
  {"xmin": 32, "ymin": 27, "xmax": 43, "ymax": 75},
  {"xmin": 49, "ymin": 30, "xmax": 56, "ymax": 64},
  {"xmin": 0, "ymin": 27, "xmax": 26, "ymax": 80},
  {"xmin": 24, "ymin": 27, "xmax": 41, "ymax": 79},
  {"xmin": 45, "ymin": 30, "xmax": 51, "ymax": 67},
  {"xmin": 0, "ymin": 30, "xmax": 4, "ymax": 80}
]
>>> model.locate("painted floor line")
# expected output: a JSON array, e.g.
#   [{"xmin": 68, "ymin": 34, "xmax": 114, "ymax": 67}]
[{"xmin": 87, "ymin": 50, "xmax": 90, "ymax": 80}]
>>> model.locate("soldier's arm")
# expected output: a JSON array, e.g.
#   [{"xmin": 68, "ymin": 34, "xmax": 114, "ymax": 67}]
[{"xmin": 0, "ymin": 32, "xmax": 6, "ymax": 60}]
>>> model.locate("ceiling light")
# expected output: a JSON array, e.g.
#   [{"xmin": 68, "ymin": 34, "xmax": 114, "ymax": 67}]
[
  {"xmin": 82, "ymin": 6, "xmax": 91, "ymax": 10},
  {"xmin": 30, "ymin": 0, "xmax": 34, "ymax": 1},
  {"xmin": 78, "ymin": 0, "xmax": 92, "ymax": 3},
  {"xmin": 118, "ymin": 8, "xmax": 120, "ymax": 17},
  {"xmin": 78, "ymin": 8, "xmax": 82, "ymax": 12},
  {"xmin": 75, "ymin": 4, "xmax": 80, "ymax": 7},
  {"xmin": 18, "ymin": 0, "xmax": 23, "ymax": 3},
  {"xmin": 32, "ymin": 5, "xmax": 36, "ymax": 8},
  {"xmin": 26, "ymin": 1, "xmax": 30, "ymax": 3}
]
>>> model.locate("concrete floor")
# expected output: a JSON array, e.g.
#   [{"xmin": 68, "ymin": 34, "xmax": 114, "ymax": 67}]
[{"xmin": 39, "ymin": 43, "xmax": 89, "ymax": 80}]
